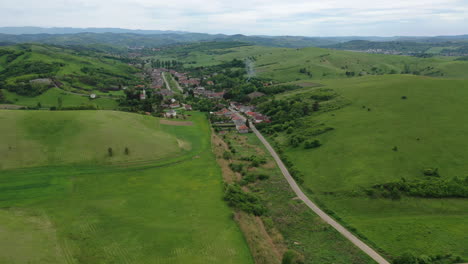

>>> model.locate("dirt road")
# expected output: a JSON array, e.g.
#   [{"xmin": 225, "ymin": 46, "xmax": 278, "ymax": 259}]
[{"xmin": 249, "ymin": 122, "xmax": 390, "ymax": 264}]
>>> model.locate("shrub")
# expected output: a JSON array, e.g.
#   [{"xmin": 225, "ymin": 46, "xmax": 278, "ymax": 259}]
[
  {"xmin": 240, "ymin": 173, "xmax": 270, "ymax": 185},
  {"xmin": 304, "ymin": 139, "xmax": 321, "ymax": 149},
  {"xmin": 229, "ymin": 163, "xmax": 244, "ymax": 173},
  {"xmin": 423, "ymin": 168, "xmax": 439, "ymax": 177},
  {"xmin": 223, "ymin": 151, "xmax": 232, "ymax": 160},
  {"xmin": 107, "ymin": 147, "xmax": 113, "ymax": 157},
  {"xmin": 282, "ymin": 250, "xmax": 304, "ymax": 264},
  {"xmin": 124, "ymin": 147, "xmax": 130, "ymax": 155},
  {"xmin": 223, "ymin": 184, "xmax": 267, "ymax": 216}
]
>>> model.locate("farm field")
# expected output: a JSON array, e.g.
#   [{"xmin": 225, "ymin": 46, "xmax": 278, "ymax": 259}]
[
  {"xmin": 0, "ymin": 111, "xmax": 253, "ymax": 264},
  {"xmin": 273, "ymin": 75, "xmax": 468, "ymax": 259}
]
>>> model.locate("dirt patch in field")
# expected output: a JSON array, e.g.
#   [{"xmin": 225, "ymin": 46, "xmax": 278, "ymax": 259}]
[{"xmin": 159, "ymin": 119, "xmax": 193, "ymax": 126}]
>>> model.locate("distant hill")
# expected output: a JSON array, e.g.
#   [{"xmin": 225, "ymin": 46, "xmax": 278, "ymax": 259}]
[
  {"xmin": 1, "ymin": 27, "xmax": 467, "ymax": 50},
  {"xmin": 326, "ymin": 39, "xmax": 468, "ymax": 56},
  {"xmin": 0, "ymin": 26, "xmax": 187, "ymax": 35}
]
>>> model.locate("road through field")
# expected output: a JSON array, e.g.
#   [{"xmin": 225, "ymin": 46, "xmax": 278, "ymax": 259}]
[{"xmin": 249, "ymin": 122, "xmax": 390, "ymax": 264}]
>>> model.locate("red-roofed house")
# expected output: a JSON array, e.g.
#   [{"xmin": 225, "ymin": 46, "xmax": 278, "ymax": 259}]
[{"xmin": 236, "ymin": 125, "xmax": 249, "ymax": 134}]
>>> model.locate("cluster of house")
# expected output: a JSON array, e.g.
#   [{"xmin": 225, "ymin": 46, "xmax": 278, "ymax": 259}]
[
  {"xmin": 164, "ymin": 103, "xmax": 192, "ymax": 118},
  {"xmin": 213, "ymin": 108, "xmax": 249, "ymax": 133},
  {"xmin": 230, "ymin": 102, "xmax": 271, "ymax": 124},
  {"xmin": 150, "ymin": 68, "xmax": 166, "ymax": 89},
  {"xmin": 193, "ymin": 87, "xmax": 225, "ymax": 99},
  {"xmin": 212, "ymin": 103, "xmax": 270, "ymax": 133},
  {"xmin": 169, "ymin": 70, "xmax": 201, "ymax": 87}
]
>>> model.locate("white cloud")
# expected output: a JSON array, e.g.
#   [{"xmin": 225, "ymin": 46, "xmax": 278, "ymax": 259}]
[{"xmin": 0, "ymin": 0, "xmax": 467, "ymax": 36}]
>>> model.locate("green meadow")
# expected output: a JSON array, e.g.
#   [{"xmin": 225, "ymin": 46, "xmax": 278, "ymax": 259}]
[
  {"xmin": 1, "ymin": 88, "xmax": 119, "ymax": 109},
  {"xmin": 0, "ymin": 111, "xmax": 253, "ymax": 264},
  {"xmin": 276, "ymin": 75, "xmax": 468, "ymax": 259},
  {"xmin": 159, "ymin": 45, "xmax": 468, "ymax": 82}
]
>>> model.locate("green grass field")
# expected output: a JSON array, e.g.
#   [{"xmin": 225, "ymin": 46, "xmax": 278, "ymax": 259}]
[
  {"xmin": 0, "ymin": 44, "xmax": 139, "ymax": 102},
  {"xmin": 274, "ymin": 75, "xmax": 468, "ymax": 260},
  {"xmin": 221, "ymin": 132, "xmax": 375, "ymax": 263},
  {"xmin": 0, "ymin": 110, "xmax": 253, "ymax": 264},
  {"xmin": 1, "ymin": 88, "xmax": 119, "ymax": 109},
  {"xmin": 154, "ymin": 45, "xmax": 468, "ymax": 83}
]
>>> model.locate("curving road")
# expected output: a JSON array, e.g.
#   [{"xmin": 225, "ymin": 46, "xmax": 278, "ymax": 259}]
[{"xmin": 249, "ymin": 122, "xmax": 390, "ymax": 264}]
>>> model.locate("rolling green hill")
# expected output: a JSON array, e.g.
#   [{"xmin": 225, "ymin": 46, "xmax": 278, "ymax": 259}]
[
  {"xmin": 262, "ymin": 75, "xmax": 468, "ymax": 261},
  {"xmin": 0, "ymin": 44, "xmax": 139, "ymax": 99},
  {"xmin": 152, "ymin": 45, "xmax": 468, "ymax": 83},
  {"xmin": 0, "ymin": 111, "xmax": 253, "ymax": 264}
]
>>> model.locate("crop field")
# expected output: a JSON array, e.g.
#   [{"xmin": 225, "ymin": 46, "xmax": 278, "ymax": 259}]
[
  {"xmin": 0, "ymin": 111, "xmax": 253, "ymax": 264},
  {"xmin": 274, "ymin": 75, "xmax": 468, "ymax": 259}
]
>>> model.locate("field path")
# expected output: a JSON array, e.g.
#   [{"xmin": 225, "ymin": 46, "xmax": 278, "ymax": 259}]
[
  {"xmin": 161, "ymin": 72, "xmax": 173, "ymax": 91},
  {"xmin": 249, "ymin": 122, "xmax": 390, "ymax": 264}
]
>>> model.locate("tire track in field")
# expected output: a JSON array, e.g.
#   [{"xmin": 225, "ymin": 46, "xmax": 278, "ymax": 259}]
[{"xmin": 60, "ymin": 239, "xmax": 77, "ymax": 264}]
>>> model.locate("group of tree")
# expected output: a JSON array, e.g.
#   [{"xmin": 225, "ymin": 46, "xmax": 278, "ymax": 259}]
[
  {"xmin": 368, "ymin": 174, "xmax": 468, "ymax": 199},
  {"xmin": 150, "ymin": 59, "xmax": 182, "ymax": 69},
  {"xmin": 223, "ymin": 183, "xmax": 267, "ymax": 216},
  {"xmin": 119, "ymin": 87, "xmax": 163, "ymax": 113},
  {"xmin": 393, "ymin": 252, "xmax": 463, "ymax": 264},
  {"xmin": 299, "ymin": 67, "xmax": 312, "ymax": 77}
]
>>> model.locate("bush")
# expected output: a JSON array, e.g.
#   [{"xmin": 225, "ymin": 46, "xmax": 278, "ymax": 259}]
[
  {"xmin": 370, "ymin": 176, "xmax": 468, "ymax": 198},
  {"xmin": 393, "ymin": 252, "xmax": 463, "ymax": 264},
  {"xmin": 229, "ymin": 163, "xmax": 244, "ymax": 173},
  {"xmin": 240, "ymin": 173, "xmax": 270, "ymax": 185},
  {"xmin": 282, "ymin": 250, "xmax": 304, "ymax": 264},
  {"xmin": 304, "ymin": 139, "xmax": 321, "ymax": 149},
  {"xmin": 223, "ymin": 151, "xmax": 232, "ymax": 160},
  {"xmin": 423, "ymin": 168, "xmax": 439, "ymax": 177},
  {"xmin": 223, "ymin": 184, "xmax": 267, "ymax": 216}
]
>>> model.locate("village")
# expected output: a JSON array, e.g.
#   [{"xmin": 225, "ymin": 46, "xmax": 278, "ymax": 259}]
[{"xmin": 136, "ymin": 67, "xmax": 271, "ymax": 134}]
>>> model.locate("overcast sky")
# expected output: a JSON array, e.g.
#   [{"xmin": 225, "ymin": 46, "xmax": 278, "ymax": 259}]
[{"xmin": 1, "ymin": 0, "xmax": 467, "ymax": 36}]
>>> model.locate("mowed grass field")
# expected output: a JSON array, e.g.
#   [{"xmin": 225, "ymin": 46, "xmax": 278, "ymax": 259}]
[
  {"xmin": 0, "ymin": 110, "xmax": 253, "ymax": 264},
  {"xmin": 279, "ymin": 75, "xmax": 468, "ymax": 259},
  {"xmin": 0, "ymin": 110, "xmax": 181, "ymax": 169}
]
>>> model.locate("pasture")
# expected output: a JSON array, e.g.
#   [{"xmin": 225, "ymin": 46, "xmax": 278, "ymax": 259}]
[
  {"xmin": 155, "ymin": 45, "xmax": 468, "ymax": 83},
  {"xmin": 1, "ymin": 88, "xmax": 118, "ymax": 109},
  {"xmin": 0, "ymin": 111, "xmax": 253, "ymax": 264},
  {"xmin": 278, "ymin": 75, "xmax": 468, "ymax": 259}
]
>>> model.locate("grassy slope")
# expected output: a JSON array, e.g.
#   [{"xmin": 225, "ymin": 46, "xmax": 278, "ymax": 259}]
[
  {"xmin": 0, "ymin": 111, "xmax": 253, "ymax": 264},
  {"xmin": 280, "ymin": 75, "xmax": 468, "ymax": 259},
  {"xmin": 0, "ymin": 44, "xmax": 138, "ymax": 91},
  {"xmin": 0, "ymin": 110, "xmax": 182, "ymax": 169},
  {"xmin": 158, "ymin": 45, "xmax": 468, "ymax": 82},
  {"xmin": 1, "ymin": 88, "xmax": 118, "ymax": 109},
  {"xmin": 221, "ymin": 132, "xmax": 375, "ymax": 264}
]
